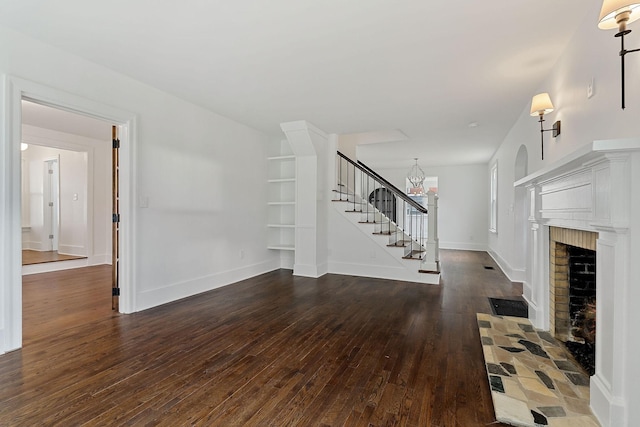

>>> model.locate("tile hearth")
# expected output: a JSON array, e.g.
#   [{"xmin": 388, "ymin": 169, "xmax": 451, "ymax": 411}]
[{"xmin": 477, "ymin": 313, "xmax": 600, "ymax": 427}]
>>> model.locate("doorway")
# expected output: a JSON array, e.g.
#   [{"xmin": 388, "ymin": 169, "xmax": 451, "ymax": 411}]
[
  {"xmin": 21, "ymin": 143, "xmax": 91, "ymax": 267},
  {"xmin": 1, "ymin": 76, "xmax": 136, "ymax": 353},
  {"xmin": 20, "ymin": 102, "xmax": 108, "ymax": 270},
  {"xmin": 20, "ymin": 101, "xmax": 117, "ymax": 344}
]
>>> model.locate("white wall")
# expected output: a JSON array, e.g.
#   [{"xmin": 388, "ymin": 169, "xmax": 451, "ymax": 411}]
[
  {"xmin": 337, "ymin": 133, "xmax": 358, "ymax": 161},
  {"xmin": 374, "ymin": 164, "xmax": 489, "ymax": 251},
  {"xmin": 0, "ymin": 22, "xmax": 279, "ymax": 335}
]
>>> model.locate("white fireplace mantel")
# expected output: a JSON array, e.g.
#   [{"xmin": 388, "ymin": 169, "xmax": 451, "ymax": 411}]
[{"xmin": 514, "ymin": 138, "xmax": 640, "ymax": 427}]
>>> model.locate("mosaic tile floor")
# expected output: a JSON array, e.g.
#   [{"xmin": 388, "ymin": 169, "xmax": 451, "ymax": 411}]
[{"xmin": 477, "ymin": 313, "xmax": 601, "ymax": 427}]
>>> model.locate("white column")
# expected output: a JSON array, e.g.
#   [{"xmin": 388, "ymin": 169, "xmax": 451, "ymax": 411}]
[
  {"xmin": 280, "ymin": 121, "xmax": 329, "ymax": 278},
  {"xmin": 421, "ymin": 190, "xmax": 439, "ymax": 271}
]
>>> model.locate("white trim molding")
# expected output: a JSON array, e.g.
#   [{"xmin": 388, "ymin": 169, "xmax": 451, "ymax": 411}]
[
  {"xmin": 487, "ymin": 249, "xmax": 526, "ymax": 282},
  {"xmin": 0, "ymin": 75, "xmax": 137, "ymax": 354}
]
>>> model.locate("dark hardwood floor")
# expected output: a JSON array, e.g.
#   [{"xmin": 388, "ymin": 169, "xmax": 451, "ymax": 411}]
[
  {"xmin": 1, "ymin": 250, "xmax": 519, "ymax": 426},
  {"xmin": 21, "ymin": 265, "xmax": 115, "ymax": 344}
]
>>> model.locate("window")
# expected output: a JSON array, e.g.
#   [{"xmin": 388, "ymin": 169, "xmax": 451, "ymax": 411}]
[{"xmin": 490, "ymin": 162, "xmax": 498, "ymax": 233}]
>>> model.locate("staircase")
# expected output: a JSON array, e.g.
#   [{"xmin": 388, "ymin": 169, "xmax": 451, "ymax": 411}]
[{"xmin": 332, "ymin": 152, "xmax": 440, "ymax": 284}]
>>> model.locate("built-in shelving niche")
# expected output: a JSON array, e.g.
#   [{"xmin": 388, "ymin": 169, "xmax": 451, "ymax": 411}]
[{"xmin": 267, "ymin": 140, "xmax": 295, "ymax": 252}]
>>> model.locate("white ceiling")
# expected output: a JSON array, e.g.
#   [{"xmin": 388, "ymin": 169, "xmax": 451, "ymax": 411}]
[{"xmin": 0, "ymin": 0, "xmax": 595, "ymax": 167}]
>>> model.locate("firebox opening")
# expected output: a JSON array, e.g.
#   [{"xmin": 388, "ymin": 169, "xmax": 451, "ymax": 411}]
[
  {"xmin": 564, "ymin": 245, "xmax": 596, "ymax": 376},
  {"xmin": 549, "ymin": 227, "xmax": 598, "ymax": 377}
]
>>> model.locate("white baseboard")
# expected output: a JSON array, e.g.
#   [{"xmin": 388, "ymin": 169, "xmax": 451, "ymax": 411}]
[
  {"xmin": 136, "ymin": 259, "xmax": 281, "ymax": 312},
  {"xmin": 439, "ymin": 241, "xmax": 488, "ymax": 251},
  {"xmin": 521, "ymin": 293, "xmax": 541, "ymax": 329},
  {"xmin": 487, "ymin": 249, "xmax": 526, "ymax": 282},
  {"xmin": 21, "ymin": 254, "xmax": 111, "ymax": 276},
  {"xmin": 522, "ymin": 281, "xmax": 532, "ymax": 299},
  {"xmin": 22, "ymin": 258, "xmax": 90, "ymax": 275},
  {"xmin": 58, "ymin": 244, "xmax": 86, "ymax": 257},
  {"xmin": 590, "ymin": 373, "xmax": 626, "ymax": 427},
  {"xmin": 294, "ymin": 262, "xmax": 327, "ymax": 278},
  {"xmin": 24, "ymin": 241, "xmax": 46, "ymax": 251}
]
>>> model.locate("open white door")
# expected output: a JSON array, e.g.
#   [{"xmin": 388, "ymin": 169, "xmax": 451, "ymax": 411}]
[{"xmin": 43, "ymin": 158, "xmax": 60, "ymax": 252}]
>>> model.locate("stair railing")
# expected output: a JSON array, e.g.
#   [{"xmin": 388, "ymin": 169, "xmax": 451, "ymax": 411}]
[{"xmin": 334, "ymin": 151, "xmax": 431, "ymax": 260}]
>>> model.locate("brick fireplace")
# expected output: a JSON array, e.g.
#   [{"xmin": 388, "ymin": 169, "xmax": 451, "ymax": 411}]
[
  {"xmin": 548, "ymin": 227, "xmax": 597, "ymax": 342},
  {"xmin": 515, "ymin": 138, "xmax": 640, "ymax": 427},
  {"xmin": 548, "ymin": 227, "xmax": 597, "ymax": 375}
]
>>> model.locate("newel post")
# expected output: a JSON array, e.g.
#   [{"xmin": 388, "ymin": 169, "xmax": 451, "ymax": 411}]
[{"xmin": 422, "ymin": 190, "xmax": 439, "ymax": 272}]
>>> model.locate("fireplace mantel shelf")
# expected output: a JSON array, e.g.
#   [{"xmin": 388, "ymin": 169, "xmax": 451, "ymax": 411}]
[{"xmin": 514, "ymin": 138, "xmax": 640, "ymax": 188}]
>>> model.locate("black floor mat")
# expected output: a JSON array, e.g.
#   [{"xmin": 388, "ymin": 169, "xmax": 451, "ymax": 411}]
[{"xmin": 488, "ymin": 297, "xmax": 528, "ymax": 318}]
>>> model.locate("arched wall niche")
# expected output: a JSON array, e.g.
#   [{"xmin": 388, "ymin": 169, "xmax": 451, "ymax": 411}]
[{"xmin": 515, "ymin": 144, "xmax": 528, "ymax": 181}]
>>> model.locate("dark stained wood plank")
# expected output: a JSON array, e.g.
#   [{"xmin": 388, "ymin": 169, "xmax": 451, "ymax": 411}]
[{"xmin": 0, "ymin": 250, "xmax": 517, "ymax": 426}]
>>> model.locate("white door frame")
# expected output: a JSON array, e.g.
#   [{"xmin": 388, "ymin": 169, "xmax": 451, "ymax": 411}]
[{"xmin": 1, "ymin": 75, "xmax": 138, "ymax": 353}]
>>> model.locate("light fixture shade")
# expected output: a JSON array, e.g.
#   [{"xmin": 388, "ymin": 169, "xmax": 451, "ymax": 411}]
[
  {"xmin": 20, "ymin": 143, "xmax": 28, "ymax": 151},
  {"xmin": 598, "ymin": 0, "xmax": 640, "ymax": 30},
  {"xmin": 530, "ymin": 93, "xmax": 555, "ymax": 116}
]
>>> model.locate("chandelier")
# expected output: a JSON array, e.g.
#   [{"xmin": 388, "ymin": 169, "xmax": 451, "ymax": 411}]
[{"xmin": 407, "ymin": 158, "xmax": 425, "ymax": 194}]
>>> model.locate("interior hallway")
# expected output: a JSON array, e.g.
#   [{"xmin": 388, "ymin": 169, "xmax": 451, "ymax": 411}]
[{"xmin": 3, "ymin": 251, "xmax": 518, "ymax": 426}]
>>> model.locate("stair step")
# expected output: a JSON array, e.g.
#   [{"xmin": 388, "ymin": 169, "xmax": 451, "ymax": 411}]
[
  {"xmin": 333, "ymin": 199, "xmax": 368, "ymax": 207},
  {"xmin": 419, "ymin": 261, "xmax": 440, "ymax": 274},
  {"xmin": 403, "ymin": 250, "xmax": 425, "ymax": 260},
  {"xmin": 332, "ymin": 198, "xmax": 362, "ymax": 202},
  {"xmin": 387, "ymin": 242, "xmax": 409, "ymax": 247}
]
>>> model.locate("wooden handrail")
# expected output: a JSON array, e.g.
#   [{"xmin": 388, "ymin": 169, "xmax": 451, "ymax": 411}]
[{"xmin": 336, "ymin": 151, "xmax": 427, "ymax": 214}]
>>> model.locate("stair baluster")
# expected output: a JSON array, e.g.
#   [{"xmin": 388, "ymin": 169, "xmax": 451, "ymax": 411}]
[{"xmin": 334, "ymin": 151, "xmax": 439, "ymax": 274}]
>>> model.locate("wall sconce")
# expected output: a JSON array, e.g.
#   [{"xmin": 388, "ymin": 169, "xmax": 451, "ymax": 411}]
[
  {"xmin": 20, "ymin": 143, "xmax": 28, "ymax": 151},
  {"xmin": 530, "ymin": 93, "xmax": 561, "ymax": 160},
  {"xmin": 598, "ymin": 0, "xmax": 640, "ymax": 109}
]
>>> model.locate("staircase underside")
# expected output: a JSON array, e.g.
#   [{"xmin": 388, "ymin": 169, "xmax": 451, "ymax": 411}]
[{"xmin": 331, "ymin": 197, "xmax": 440, "ymax": 285}]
